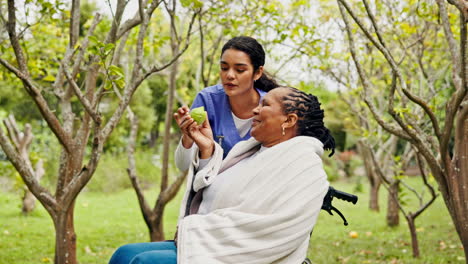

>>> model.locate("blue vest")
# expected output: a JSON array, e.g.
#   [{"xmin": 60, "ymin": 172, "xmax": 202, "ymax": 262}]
[{"xmin": 191, "ymin": 84, "xmax": 267, "ymax": 158}]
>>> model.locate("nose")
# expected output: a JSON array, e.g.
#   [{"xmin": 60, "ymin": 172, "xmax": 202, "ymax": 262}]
[
  {"xmin": 226, "ymin": 69, "xmax": 235, "ymax": 80},
  {"xmin": 253, "ymin": 105, "xmax": 260, "ymax": 115}
]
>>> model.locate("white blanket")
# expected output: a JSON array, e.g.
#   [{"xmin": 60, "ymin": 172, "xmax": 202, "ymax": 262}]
[{"xmin": 177, "ymin": 136, "xmax": 329, "ymax": 264}]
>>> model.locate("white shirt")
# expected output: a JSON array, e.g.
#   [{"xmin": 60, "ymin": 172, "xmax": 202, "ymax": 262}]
[{"xmin": 231, "ymin": 112, "xmax": 253, "ymax": 138}]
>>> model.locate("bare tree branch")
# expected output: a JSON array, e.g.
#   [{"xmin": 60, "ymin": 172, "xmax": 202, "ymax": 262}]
[
  {"xmin": 401, "ymin": 88, "xmax": 442, "ymax": 139},
  {"xmin": 72, "ymin": 13, "xmax": 102, "ymax": 78},
  {"xmin": 164, "ymin": 0, "xmax": 180, "ymax": 43},
  {"xmin": 139, "ymin": 9, "xmax": 198, "ymax": 83},
  {"xmin": 338, "ymin": 0, "xmax": 446, "ymax": 184},
  {"xmin": 0, "ymin": 58, "xmax": 73, "ymax": 152},
  {"xmin": 6, "ymin": 0, "xmax": 28, "ymax": 73},
  {"xmin": 362, "ymin": 0, "xmax": 388, "ymax": 51},
  {"xmin": 131, "ymin": 0, "xmax": 150, "ymax": 81},
  {"xmin": 126, "ymin": 112, "xmax": 153, "ymax": 227},
  {"xmin": 435, "ymin": 0, "xmax": 461, "ymax": 73},
  {"xmin": 116, "ymin": 0, "xmax": 163, "ymax": 40},
  {"xmin": 205, "ymin": 33, "xmax": 225, "ymax": 87},
  {"xmin": 106, "ymin": 0, "xmax": 128, "ymax": 44},
  {"xmin": 3, "ymin": 115, "xmax": 21, "ymax": 150},
  {"xmin": 338, "ymin": 2, "xmax": 411, "ymax": 140},
  {"xmin": 69, "ymin": 0, "xmax": 80, "ymax": 48},
  {"xmin": 438, "ymin": 0, "xmax": 467, "ymax": 166},
  {"xmin": 0, "ymin": 126, "xmax": 56, "ymax": 213},
  {"xmin": 198, "ymin": 14, "xmax": 207, "ymax": 86},
  {"xmin": 160, "ymin": 171, "xmax": 187, "ymax": 203},
  {"xmin": 64, "ymin": 69, "xmax": 100, "ymax": 124},
  {"xmin": 412, "ymin": 151, "xmax": 438, "ymax": 219},
  {"xmin": 62, "ymin": 122, "xmax": 103, "ymax": 210},
  {"xmin": 112, "ymin": 31, "xmax": 130, "ymax": 66}
]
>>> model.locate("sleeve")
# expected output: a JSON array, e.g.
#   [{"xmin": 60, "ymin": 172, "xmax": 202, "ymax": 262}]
[
  {"xmin": 191, "ymin": 142, "xmax": 223, "ymax": 192},
  {"xmin": 177, "ymin": 160, "xmax": 329, "ymax": 264},
  {"xmin": 175, "ymin": 139, "xmax": 197, "ymax": 172}
]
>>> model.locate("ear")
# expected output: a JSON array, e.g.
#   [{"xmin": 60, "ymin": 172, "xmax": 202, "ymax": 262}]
[
  {"xmin": 282, "ymin": 113, "xmax": 298, "ymax": 129},
  {"xmin": 254, "ymin": 66, "xmax": 264, "ymax": 81}
]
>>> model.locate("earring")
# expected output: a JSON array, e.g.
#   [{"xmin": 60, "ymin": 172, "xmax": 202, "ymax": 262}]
[{"xmin": 282, "ymin": 126, "xmax": 285, "ymax": 136}]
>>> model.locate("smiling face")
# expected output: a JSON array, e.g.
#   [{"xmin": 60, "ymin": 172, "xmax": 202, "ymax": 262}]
[
  {"xmin": 251, "ymin": 88, "xmax": 294, "ymax": 147},
  {"xmin": 220, "ymin": 49, "xmax": 263, "ymax": 97}
]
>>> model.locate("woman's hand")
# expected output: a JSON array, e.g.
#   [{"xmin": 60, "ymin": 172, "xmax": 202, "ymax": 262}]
[
  {"xmin": 186, "ymin": 113, "xmax": 214, "ymax": 159},
  {"xmin": 174, "ymin": 106, "xmax": 195, "ymax": 148},
  {"xmin": 174, "ymin": 106, "xmax": 214, "ymax": 158}
]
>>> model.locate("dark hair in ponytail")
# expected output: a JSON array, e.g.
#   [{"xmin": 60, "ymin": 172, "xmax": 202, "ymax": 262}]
[
  {"xmin": 281, "ymin": 87, "xmax": 336, "ymax": 157},
  {"xmin": 221, "ymin": 36, "xmax": 279, "ymax": 92}
]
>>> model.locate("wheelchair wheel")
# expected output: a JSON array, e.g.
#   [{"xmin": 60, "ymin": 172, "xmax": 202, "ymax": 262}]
[{"xmin": 302, "ymin": 258, "xmax": 312, "ymax": 264}]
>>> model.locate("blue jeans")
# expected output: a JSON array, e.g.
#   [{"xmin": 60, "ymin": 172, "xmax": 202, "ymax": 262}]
[{"xmin": 109, "ymin": 241, "xmax": 177, "ymax": 264}]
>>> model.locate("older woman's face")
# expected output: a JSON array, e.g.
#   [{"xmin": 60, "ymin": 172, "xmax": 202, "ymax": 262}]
[{"xmin": 251, "ymin": 88, "xmax": 289, "ymax": 146}]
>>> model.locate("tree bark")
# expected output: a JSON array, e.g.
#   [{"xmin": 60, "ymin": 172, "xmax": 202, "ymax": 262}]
[
  {"xmin": 449, "ymin": 94, "xmax": 468, "ymax": 261},
  {"xmin": 149, "ymin": 202, "xmax": 166, "ymax": 241},
  {"xmin": 387, "ymin": 181, "xmax": 400, "ymax": 227},
  {"xmin": 22, "ymin": 159, "xmax": 44, "ymax": 214},
  {"xmin": 356, "ymin": 140, "xmax": 380, "ymax": 211},
  {"xmin": 368, "ymin": 183, "xmax": 380, "ymax": 211},
  {"xmin": 406, "ymin": 216, "xmax": 420, "ymax": 258},
  {"xmin": 54, "ymin": 206, "xmax": 77, "ymax": 264}
]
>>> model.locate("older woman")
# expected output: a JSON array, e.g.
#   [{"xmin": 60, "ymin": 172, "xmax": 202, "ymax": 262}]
[{"xmin": 109, "ymin": 87, "xmax": 335, "ymax": 264}]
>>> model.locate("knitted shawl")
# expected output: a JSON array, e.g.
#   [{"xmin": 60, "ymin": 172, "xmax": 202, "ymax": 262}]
[{"xmin": 177, "ymin": 136, "xmax": 329, "ymax": 264}]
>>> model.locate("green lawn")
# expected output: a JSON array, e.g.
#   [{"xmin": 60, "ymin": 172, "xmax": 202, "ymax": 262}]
[{"xmin": 0, "ymin": 179, "xmax": 464, "ymax": 264}]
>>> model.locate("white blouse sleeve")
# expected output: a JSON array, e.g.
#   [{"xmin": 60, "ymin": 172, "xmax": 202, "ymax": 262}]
[{"xmin": 174, "ymin": 139, "xmax": 197, "ymax": 172}]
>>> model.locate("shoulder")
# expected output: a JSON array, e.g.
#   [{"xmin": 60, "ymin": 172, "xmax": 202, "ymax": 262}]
[
  {"xmin": 192, "ymin": 84, "xmax": 226, "ymax": 108},
  {"xmin": 273, "ymin": 136, "xmax": 324, "ymax": 159},
  {"xmin": 198, "ymin": 84, "xmax": 225, "ymax": 96},
  {"xmin": 228, "ymin": 137, "xmax": 260, "ymax": 155}
]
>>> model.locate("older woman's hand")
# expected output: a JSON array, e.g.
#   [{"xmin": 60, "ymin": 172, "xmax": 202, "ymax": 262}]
[
  {"xmin": 186, "ymin": 113, "xmax": 214, "ymax": 159},
  {"xmin": 174, "ymin": 106, "xmax": 214, "ymax": 158}
]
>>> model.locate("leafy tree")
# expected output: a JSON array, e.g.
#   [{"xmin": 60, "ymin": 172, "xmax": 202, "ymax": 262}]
[
  {"xmin": 334, "ymin": 0, "xmax": 467, "ymax": 259},
  {"xmin": 0, "ymin": 1, "xmax": 198, "ymax": 263}
]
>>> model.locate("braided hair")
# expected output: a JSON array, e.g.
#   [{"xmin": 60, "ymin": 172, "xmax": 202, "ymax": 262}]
[
  {"xmin": 221, "ymin": 36, "xmax": 279, "ymax": 92},
  {"xmin": 281, "ymin": 87, "xmax": 336, "ymax": 157}
]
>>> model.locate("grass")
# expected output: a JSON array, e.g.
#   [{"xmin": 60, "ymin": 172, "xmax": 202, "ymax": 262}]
[
  {"xmin": 309, "ymin": 179, "xmax": 464, "ymax": 264},
  {"xmin": 0, "ymin": 177, "xmax": 465, "ymax": 264},
  {"xmin": 0, "ymin": 189, "xmax": 184, "ymax": 264}
]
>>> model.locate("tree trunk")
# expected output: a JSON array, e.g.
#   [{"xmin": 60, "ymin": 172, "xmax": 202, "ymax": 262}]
[
  {"xmin": 54, "ymin": 205, "xmax": 77, "ymax": 264},
  {"xmin": 149, "ymin": 226, "xmax": 165, "ymax": 242},
  {"xmin": 369, "ymin": 181, "xmax": 380, "ymax": 212},
  {"xmin": 149, "ymin": 208, "xmax": 165, "ymax": 242},
  {"xmin": 357, "ymin": 140, "xmax": 380, "ymax": 211},
  {"xmin": 22, "ymin": 189, "xmax": 37, "ymax": 214},
  {"xmin": 446, "ymin": 159, "xmax": 468, "ymax": 262},
  {"xmin": 387, "ymin": 181, "xmax": 400, "ymax": 227},
  {"xmin": 453, "ymin": 106, "xmax": 468, "ymax": 261},
  {"xmin": 406, "ymin": 215, "xmax": 419, "ymax": 258}
]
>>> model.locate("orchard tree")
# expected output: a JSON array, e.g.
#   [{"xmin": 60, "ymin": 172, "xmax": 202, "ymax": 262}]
[
  {"xmin": 334, "ymin": 0, "xmax": 467, "ymax": 259},
  {"xmin": 126, "ymin": 0, "xmax": 198, "ymax": 241},
  {"xmin": 2, "ymin": 114, "xmax": 44, "ymax": 214},
  {"xmin": 0, "ymin": 0, "xmax": 197, "ymax": 263}
]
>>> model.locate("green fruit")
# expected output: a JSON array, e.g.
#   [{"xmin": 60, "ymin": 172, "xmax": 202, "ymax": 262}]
[{"xmin": 190, "ymin": 106, "xmax": 207, "ymax": 124}]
